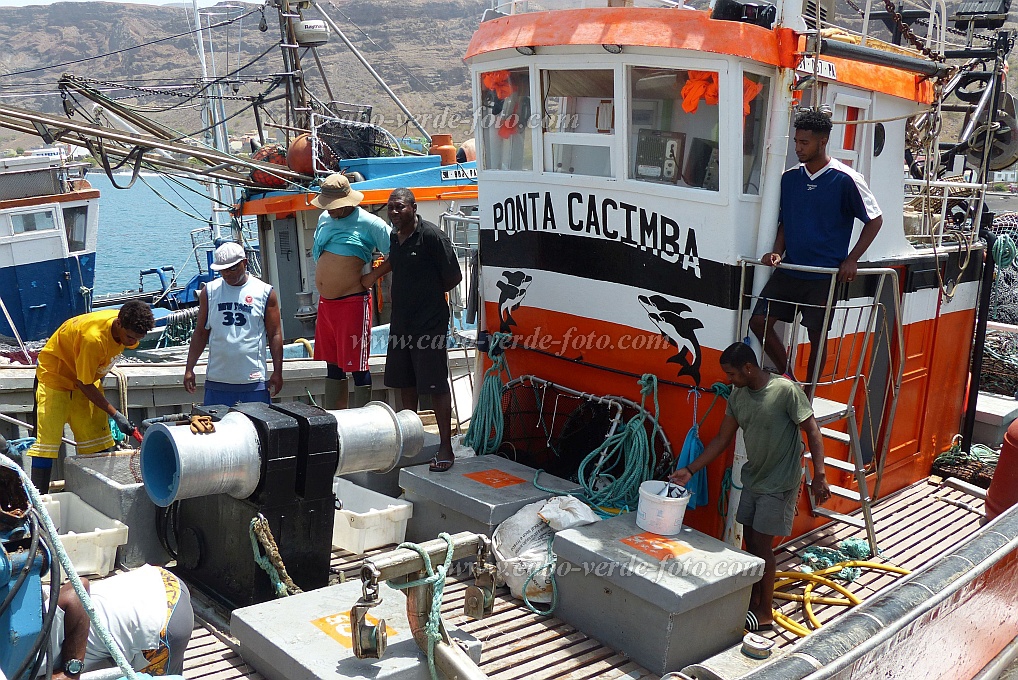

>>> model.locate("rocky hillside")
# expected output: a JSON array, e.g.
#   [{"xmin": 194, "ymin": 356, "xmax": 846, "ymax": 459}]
[{"xmin": 0, "ymin": 0, "xmax": 487, "ymax": 151}]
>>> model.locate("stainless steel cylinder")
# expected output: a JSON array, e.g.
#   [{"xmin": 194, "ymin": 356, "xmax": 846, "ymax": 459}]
[
  {"xmin": 330, "ymin": 401, "xmax": 424, "ymax": 476},
  {"xmin": 140, "ymin": 411, "xmax": 262, "ymax": 507}
]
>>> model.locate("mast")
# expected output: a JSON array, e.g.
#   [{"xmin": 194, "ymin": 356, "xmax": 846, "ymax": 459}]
[{"xmin": 192, "ymin": 0, "xmax": 240, "ymax": 241}]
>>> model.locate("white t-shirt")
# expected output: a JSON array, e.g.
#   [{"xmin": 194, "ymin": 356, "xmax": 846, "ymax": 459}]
[{"xmin": 47, "ymin": 565, "xmax": 169, "ymax": 672}]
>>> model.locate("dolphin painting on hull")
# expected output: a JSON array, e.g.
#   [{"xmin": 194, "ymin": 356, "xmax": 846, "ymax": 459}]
[
  {"xmin": 497, "ymin": 270, "xmax": 533, "ymax": 333},
  {"xmin": 639, "ymin": 294, "xmax": 703, "ymax": 385}
]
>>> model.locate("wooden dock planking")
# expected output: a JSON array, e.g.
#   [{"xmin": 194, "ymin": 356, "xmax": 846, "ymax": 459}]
[{"xmin": 177, "ymin": 478, "xmax": 986, "ymax": 678}]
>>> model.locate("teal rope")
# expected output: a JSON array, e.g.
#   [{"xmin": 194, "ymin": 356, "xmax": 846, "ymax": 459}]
[
  {"xmin": 718, "ymin": 466, "xmax": 742, "ymax": 518},
  {"xmin": 520, "ymin": 535, "xmax": 558, "ymax": 616},
  {"xmin": 464, "ymin": 333, "xmax": 512, "ymax": 455},
  {"xmin": 386, "ymin": 533, "xmax": 456, "ymax": 680},
  {"xmin": 993, "ymin": 233, "xmax": 1018, "ymax": 269},
  {"xmin": 575, "ymin": 374, "xmax": 659, "ymax": 515},
  {"xmin": 697, "ymin": 381, "xmax": 732, "ymax": 427},
  {"xmin": 249, "ymin": 519, "xmax": 288, "ymax": 598},
  {"xmin": 991, "ymin": 233, "xmax": 1017, "ymax": 319}
]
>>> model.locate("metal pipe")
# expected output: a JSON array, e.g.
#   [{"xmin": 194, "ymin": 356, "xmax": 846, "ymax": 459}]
[
  {"xmin": 330, "ymin": 401, "xmax": 424, "ymax": 476},
  {"xmin": 365, "ymin": 532, "xmax": 483, "ymax": 582},
  {"xmin": 310, "ymin": 0, "xmax": 432, "ymax": 144},
  {"xmin": 0, "ymin": 412, "xmax": 76, "ymax": 447},
  {"xmin": 141, "ymin": 411, "xmax": 262, "ymax": 506},
  {"xmin": 816, "ymin": 38, "xmax": 949, "ymax": 77},
  {"xmin": 407, "ymin": 585, "xmax": 489, "ymax": 680}
]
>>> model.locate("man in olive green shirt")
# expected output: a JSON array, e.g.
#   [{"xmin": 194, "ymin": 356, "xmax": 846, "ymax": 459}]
[{"xmin": 670, "ymin": 342, "xmax": 830, "ymax": 631}]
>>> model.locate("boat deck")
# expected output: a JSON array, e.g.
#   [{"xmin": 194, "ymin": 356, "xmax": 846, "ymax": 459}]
[{"xmin": 178, "ymin": 478, "xmax": 986, "ymax": 680}]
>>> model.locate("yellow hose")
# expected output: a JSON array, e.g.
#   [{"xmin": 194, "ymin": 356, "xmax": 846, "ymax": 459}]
[
  {"xmin": 772, "ymin": 561, "xmax": 911, "ymax": 633},
  {"xmin": 811, "ymin": 560, "xmax": 911, "ymax": 577},
  {"xmin": 773, "ymin": 591, "xmax": 852, "ymax": 606},
  {"xmin": 772, "ymin": 609, "xmax": 810, "ymax": 637},
  {"xmin": 294, "ymin": 338, "xmax": 313, "ymax": 359},
  {"xmin": 803, "ymin": 581, "xmax": 822, "ymax": 629},
  {"xmin": 775, "ymin": 571, "xmax": 863, "ymax": 605}
]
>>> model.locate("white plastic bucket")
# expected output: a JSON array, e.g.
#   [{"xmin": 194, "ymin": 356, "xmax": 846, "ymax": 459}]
[{"xmin": 636, "ymin": 480, "xmax": 690, "ymax": 535}]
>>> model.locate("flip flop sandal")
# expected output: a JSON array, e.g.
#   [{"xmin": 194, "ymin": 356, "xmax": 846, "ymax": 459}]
[
  {"xmin": 429, "ymin": 456, "xmax": 455, "ymax": 472},
  {"xmin": 745, "ymin": 611, "xmax": 774, "ymax": 632}
]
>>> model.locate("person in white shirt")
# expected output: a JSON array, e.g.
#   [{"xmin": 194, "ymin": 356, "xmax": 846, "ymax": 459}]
[{"xmin": 46, "ymin": 566, "xmax": 192, "ymax": 679}]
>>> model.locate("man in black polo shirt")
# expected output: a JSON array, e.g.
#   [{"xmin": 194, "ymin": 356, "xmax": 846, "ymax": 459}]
[{"xmin": 362, "ymin": 188, "xmax": 462, "ymax": 471}]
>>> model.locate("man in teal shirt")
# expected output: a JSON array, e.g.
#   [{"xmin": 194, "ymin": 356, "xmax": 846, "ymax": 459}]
[{"xmin": 670, "ymin": 342, "xmax": 830, "ymax": 631}]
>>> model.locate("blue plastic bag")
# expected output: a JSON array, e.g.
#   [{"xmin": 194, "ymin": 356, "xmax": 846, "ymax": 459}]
[{"xmin": 676, "ymin": 424, "xmax": 708, "ymax": 510}]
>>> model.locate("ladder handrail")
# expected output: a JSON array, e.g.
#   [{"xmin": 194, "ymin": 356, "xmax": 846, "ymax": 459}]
[{"xmin": 737, "ymin": 258, "xmax": 906, "ymax": 489}]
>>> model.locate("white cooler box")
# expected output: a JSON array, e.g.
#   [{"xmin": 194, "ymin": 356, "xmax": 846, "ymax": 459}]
[
  {"xmin": 39, "ymin": 492, "xmax": 129, "ymax": 579},
  {"xmin": 332, "ymin": 478, "xmax": 413, "ymax": 554}
]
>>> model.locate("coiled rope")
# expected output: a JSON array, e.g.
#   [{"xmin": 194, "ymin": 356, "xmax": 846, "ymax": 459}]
[
  {"xmin": 385, "ymin": 533, "xmax": 456, "ymax": 680},
  {"xmin": 575, "ymin": 374, "xmax": 660, "ymax": 515},
  {"xmin": 464, "ymin": 332, "xmax": 512, "ymax": 455}
]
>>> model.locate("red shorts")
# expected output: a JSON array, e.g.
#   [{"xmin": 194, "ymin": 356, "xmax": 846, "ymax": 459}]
[{"xmin": 314, "ymin": 291, "xmax": 372, "ymax": 372}]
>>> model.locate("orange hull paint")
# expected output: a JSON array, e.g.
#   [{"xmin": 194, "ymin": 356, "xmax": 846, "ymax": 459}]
[
  {"xmin": 466, "ymin": 9, "xmax": 932, "ymax": 103},
  {"xmin": 240, "ymin": 185, "xmax": 478, "ymax": 216},
  {"xmin": 485, "ymin": 297, "xmax": 978, "ymax": 542}
]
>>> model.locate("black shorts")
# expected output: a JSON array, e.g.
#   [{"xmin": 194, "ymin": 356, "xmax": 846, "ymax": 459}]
[
  {"xmin": 751, "ymin": 269, "xmax": 843, "ymax": 332},
  {"xmin": 384, "ymin": 335, "xmax": 450, "ymax": 395}
]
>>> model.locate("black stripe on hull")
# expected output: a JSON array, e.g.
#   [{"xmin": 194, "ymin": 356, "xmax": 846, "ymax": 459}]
[{"xmin": 480, "ymin": 229, "xmax": 746, "ymax": 310}]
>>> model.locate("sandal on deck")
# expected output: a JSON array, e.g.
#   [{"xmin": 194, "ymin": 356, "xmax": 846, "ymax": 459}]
[
  {"xmin": 745, "ymin": 611, "xmax": 774, "ymax": 632},
  {"xmin": 429, "ymin": 456, "xmax": 455, "ymax": 472}
]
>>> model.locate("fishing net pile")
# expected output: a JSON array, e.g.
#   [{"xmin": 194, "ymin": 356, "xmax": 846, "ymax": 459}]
[
  {"xmin": 982, "ymin": 212, "xmax": 1018, "ymax": 396},
  {"xmin": 496, "ymin": 380, "xmax": 670, "ymax": 482}
]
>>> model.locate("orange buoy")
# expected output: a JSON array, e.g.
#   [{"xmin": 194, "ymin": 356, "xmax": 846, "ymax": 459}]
[
  {"xmin": 286, "ymin": 133, "xmax": 336, "ymax": 175},
  {"xmin": 429, "ymin": 134, "xmax": 456, "ymax": 165},
  {"xmin": 986, "ymin": 419, "xmax": 1018, "ymax": 520}
]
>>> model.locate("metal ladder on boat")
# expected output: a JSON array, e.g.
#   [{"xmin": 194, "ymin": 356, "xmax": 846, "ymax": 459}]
[{"xmin": 737, "ymin": 261, "xmax": 905, "ymax": 555}]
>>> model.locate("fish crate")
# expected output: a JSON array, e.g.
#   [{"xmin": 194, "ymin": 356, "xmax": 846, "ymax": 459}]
[
  {"xmin": 332, "ymin": 478, "xmax": 413, "ymax": 554},
  {"xmin": 38, "ymin": 492, "xmax": 129, "ymax": 579}
]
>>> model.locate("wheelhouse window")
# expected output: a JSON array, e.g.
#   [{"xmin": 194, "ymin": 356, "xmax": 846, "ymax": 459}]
[
  {"xmin": 63, "ymin": 205, "xmax": 88, "ymax": 252},
  {"xmin": 12, "ymin": 209, "xmax": 57, "ymax": 234},
  {"xmin": 478, "ymin": 68, "xmax": 533, "ymax": 171},
  {"xmin": 742, "ymin": 73, "xmax": 771, "ymax": 195},
  {"xmin": 627, "ymin": 67, "xmax": 723, "ymax": 192},
  {"xmin": 541, "ymin": 69, "xmax": 614, "ymax": 177}
]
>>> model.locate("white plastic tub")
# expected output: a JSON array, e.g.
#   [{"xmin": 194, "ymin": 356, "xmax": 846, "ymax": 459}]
[
  {"xmin": 636, "ymin": 481, "xmax": 690, "ymax": 536},
  {"xmin": 38, "ymin": 492, "xmax": 129, "ymax": 579},
  {"xmin": 332, "ymin": 478, "xmax": 413, "ymax": 554}
]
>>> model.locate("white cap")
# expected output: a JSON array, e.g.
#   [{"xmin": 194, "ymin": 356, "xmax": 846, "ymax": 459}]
[{"xmin": 210, "ymin": 242, "xmax": 246, "ymax": 271}]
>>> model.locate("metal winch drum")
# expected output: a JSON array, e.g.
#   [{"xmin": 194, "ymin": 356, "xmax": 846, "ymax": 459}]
[{"xmin": 140, "ymin": 401, "xmax": 424, "ymax": 507}]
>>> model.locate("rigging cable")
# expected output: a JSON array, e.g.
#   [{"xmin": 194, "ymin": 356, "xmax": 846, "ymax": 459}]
[{"xmin": 0, "ymin": 8, "xmax": 259, "ymax": 79}]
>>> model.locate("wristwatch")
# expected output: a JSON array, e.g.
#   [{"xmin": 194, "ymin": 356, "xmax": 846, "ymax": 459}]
[{"xmin": 64, "ymin": 658, "xmax": 84, "ymax": 675}]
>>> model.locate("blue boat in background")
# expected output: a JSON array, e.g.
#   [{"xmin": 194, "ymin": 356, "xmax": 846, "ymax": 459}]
[{"xmin": 0, "ymin": 156, "xmax": 98, "ymax": 345}]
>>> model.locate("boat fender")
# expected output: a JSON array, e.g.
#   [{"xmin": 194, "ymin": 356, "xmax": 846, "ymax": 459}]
[{"xmin": 986, "ymin": 418, "xmax": 1018, "ymax": 520}]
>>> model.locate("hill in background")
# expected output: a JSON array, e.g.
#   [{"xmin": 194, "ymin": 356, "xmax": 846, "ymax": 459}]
[{"xmin": 0, "ymin": 0, "xmax": 486, "ymax": 152}]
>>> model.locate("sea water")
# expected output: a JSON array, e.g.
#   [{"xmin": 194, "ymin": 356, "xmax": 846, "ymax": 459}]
[{"xmin": 89, "ymin": 171, "xmax": 216, "ymax": 296}]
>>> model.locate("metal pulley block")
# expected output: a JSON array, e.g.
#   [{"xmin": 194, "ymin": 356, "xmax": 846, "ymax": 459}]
[
  {"xmin": 464, "ymin": 536, "xmax": 496, "ymax": 620},
  {"xmin": 350, "ymin": 599, "xmax": 387, "ymax": 659},
  {"xmin": 351, "ymin": 565, "xmax": 386, "ymax": 659}
]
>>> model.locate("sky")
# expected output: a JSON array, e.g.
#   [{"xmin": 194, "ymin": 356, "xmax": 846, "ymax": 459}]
[{"xmin": 0, "ymin": 0, "xmax": 223, "ymax": 6}]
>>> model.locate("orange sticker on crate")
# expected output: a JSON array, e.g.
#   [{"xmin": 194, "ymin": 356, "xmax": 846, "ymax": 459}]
[
  {"xmin": 310, "ymin": 611, "xmax": 396, "ymax": 649},
  {"xmin": 462, "ymin": 469, "xmax": 526, "ymax": 488},
  {"xmin": 620, "ymin": 532, "xmax": 694, "ymax": 561}
]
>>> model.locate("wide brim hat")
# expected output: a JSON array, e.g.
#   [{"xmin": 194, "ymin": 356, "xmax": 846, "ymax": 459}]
[{"xmin": 311, "ymin": 173, "xmax": 364, "ymax": 210}]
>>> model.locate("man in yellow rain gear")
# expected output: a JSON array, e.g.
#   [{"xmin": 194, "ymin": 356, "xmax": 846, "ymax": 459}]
[{"xmin": 26, "ymin": 300, "xmax": 154, "ymax": 492}]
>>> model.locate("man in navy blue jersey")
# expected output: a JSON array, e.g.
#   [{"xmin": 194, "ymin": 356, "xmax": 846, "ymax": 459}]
[{"xmin": 750, "ymin": 109, "xmax": 883, "ymax": 385}]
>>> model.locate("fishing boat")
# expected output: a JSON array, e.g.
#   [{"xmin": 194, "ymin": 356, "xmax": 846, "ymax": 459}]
[
  {"xmin": 3, "ymin": 0, "xmax": 1018, "ymax": 678},
  {"xmin": 0, "ymin": 156, "xmax": 97, "ymax": 347}
]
